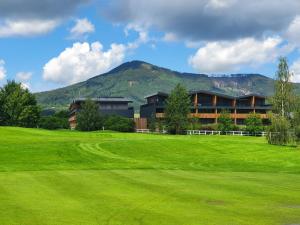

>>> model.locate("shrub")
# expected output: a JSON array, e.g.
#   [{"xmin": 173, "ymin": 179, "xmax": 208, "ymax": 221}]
[
  {"xmin": 218, "ymin": 110, "xmax": 233, "ymax": 132},
  {"xmin": 148, "ymin": 114, "xmax": 157, "ymax": 132},
  {"xmin": 245, "ymin": 113, "xmax": 263, "ymax": 134},
  {"xmin": 188, "ymin": 117, "xmax": 201, "ymax": 130},
  {"xmin": 201, "ymin": 124, "xmax": 218, "ymax": 131},
  {"xmin": 267, "ymin": 114, "xmax": 295, "ymax": 145},
  {"xmin": 39, "ymin": 116, "xmax": 69, "ymax": 130},
  {"xmin": 104, "ymin": 115, "xmax": 135, "ymax": 132}
]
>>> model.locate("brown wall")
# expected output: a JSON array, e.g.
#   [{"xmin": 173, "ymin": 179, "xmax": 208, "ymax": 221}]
[{"xmin": 134, "ymin": 118, "xmax": 148, "ymax": 130}]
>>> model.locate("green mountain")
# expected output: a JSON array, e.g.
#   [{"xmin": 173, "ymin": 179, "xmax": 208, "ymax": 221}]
[{"xmin": 35, "ymin": 60, "xmax": 300, "ymax": 110}]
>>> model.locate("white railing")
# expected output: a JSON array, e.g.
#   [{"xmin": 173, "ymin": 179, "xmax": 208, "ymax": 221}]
[
  {"xmin": 136, "ymin": 129, "xmax": 267, "ymax": 136},
  {"xmin": 136, "ymin": 129, "xmax": 168, "ymax": 134},
  {"xmin": 136, "ymin": 129, "xmax": 150, "ymax": 133},
  {"xmin": 186, "ymin": 130, "xmax": 267, "ymax": 136}
]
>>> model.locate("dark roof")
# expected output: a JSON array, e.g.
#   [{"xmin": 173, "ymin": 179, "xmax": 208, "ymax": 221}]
[
  {"xmin": 73, "ymin": 97, "xmax": 133, "ymax": 103},
  {"xmin": 237, "ymin": 94, "xmax": 267, "ymax": 99},
  {"xmin": 189, "ymin": 90, "xmax": 235, "ymax": 99},
  {"xmin": 144, "ymin": 90, "xmax": 267, "ymax": 101},
  {"xmin": 144, "ymin": 92, "xmax": 169, "ymax": 99}
]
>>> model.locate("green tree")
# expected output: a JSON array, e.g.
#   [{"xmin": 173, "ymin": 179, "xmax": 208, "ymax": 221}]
[
  {"xmin": 271, "ymin": 57, "xmax": 295, "ymax": 119},
  {"xmin": 218, "ymin": 110, "xmax": 233, "ymax": 133},
  {"xmin": 0, "ymin": 80, "xmax": 40, "ymax": 127},
  {"xmin": 148, "ymin": 113, "xmax": 157, "ymax": 132},
  {"xmin": 103, "ymin": 115, "xmax": 135, "ymax": 132},
  {"xmin": 76, "ymin": 99, "xmax": 103, "ymax": 131},
  {"xmin": 165, "ymin": 84, "xmax": 191, "ymax": 134},
  {"xmin": 267, "ymin": 114, "xmax": 294, "ymax": 145},
  {"xmin": 39, "ymin": 116, "xmax": 69, "ymax": 130},
  {"xmin": 245, "ymin": 113, "xmax": 263, "ymax": 134}
]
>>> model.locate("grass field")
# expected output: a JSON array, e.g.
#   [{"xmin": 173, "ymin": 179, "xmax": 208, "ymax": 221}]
[{"xmin": 1, "ymin": 127, "xmax": 300, "ymax": 225}]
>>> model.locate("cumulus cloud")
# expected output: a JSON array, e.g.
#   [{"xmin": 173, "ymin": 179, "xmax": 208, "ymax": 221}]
[
  {"xmin": 0, "ymin": 19, "xmax": 59, "ymax": 37},
  {"xmin": 105, "ymin": 0, "xmax": 300, "ymax": 42},
  {"xmin": 125, "ymin": 24, "xmax": 149, "ymax": 49},
  {"xmin": 0, "ymin": 60, "xmax": 6, "ymax": 81},
  {"xmin": 0, "ymin": 0, "xmax": 89, "ymax": 37},
  {"xmin": 70, "ymin": 18, "xmax": 95, "ymax": 39},
  {"xmin": 291, "ymin": 59, "xmax": 300, "ymax": 83},
  {"xmin": 43, "ymin": 42, "xmax": 127, "ymax": 85},
  {"xmin": 189, "ymin": 37, "xmax": 284, "ymax": 73},
  {"xmin": 286, "ymin": 16, "xmax": 300, "ymax": 48},
  {"xmin": 16, "ymin": 71, "xmax": 33, "ymax": 90},
  {"xmin": 16, "ymin": 72, "xmax": 32, "ymax": 81}
]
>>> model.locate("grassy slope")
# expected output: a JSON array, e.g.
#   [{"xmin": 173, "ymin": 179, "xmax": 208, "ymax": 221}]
[{"xmin": 1, "ymin": 127, "xmax": 300, "ymax": 225}]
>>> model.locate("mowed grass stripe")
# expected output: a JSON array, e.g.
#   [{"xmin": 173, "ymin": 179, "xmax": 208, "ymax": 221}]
[
  {"xmin": 0, "ymin": 170, "xmax": 300, "ymax": 225},
  {"xmin": 1, "ymin": 127, "xmax": 300, "ymax": 224}
]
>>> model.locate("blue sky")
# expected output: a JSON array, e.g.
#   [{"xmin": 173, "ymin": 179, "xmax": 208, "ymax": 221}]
[{"xmin": 1, "ymin": 0, "xmax": 300, "ymax": 92}]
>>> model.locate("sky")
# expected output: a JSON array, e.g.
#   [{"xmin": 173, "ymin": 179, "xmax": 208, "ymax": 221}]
[{"xmin": 1, "ymin": 0, "xmax": 300, "ymax": 93}]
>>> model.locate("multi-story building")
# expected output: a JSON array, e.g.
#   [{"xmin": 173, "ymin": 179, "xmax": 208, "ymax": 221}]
[
  {"xmin": 69, "ymin": 97, "xmax": 134, "ymax": 129},
  {"xmin": 140, "ymin": 90, "xmax": 271, "ymax": 125}
]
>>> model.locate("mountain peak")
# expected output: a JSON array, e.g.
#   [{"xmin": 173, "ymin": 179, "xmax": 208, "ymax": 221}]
[{"xmin": 108, "ymin": 60, "xmax": 155, "ymax": 74}]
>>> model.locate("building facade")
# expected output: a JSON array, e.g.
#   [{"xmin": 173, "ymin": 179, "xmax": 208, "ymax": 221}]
[
  {"xmin": 69, "ymin": 97, "xmax": 134, "ymax": 129},
  {"xmin": 140, "ymin": 90, "xmax": 271, "ymax": 125}
]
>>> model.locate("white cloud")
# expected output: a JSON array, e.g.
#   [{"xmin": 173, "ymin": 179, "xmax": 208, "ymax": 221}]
[
  {"xmin": 163, "ymin": 33, "xmax": 178, "ymax": 42},
  {"xmin": 20, "ymin": 82, "xmax": 30, "ymax": 90},
  {"xmin": 70, "ymin": 18, "xmax": 95, "ymax": 39},
  {"xmin": 16, "ymin": 71, "xmax": 32, "ymax": 89},
  {"xmin": 0, "ymin": 0, "xmax": 89, "ymax": 37},
  {"xmin": 0, "ymin": 19, "xmax": 59, "ymax": 37},
  {"xmin": 286, "ymin": 16, "xmax": 300, "ymax": 48},
  {"xmin": 43, "ymin": 42, "xmax": 127, "ymax": 85},
  {"xmin": 0, "ymin": 60, "xmax": 6, "ymax": 81},
  {"xmin": 125, "ymin": 24, "xmax": 149, "ymax": 49},
  {"xmin": 291, "ymin": 59, "xmax": 300, "ymax": 83},
  {"xmin": 16, "ymin": 72, "xmax": 32, "ymax": 81},
  {"xmin": 189, "ymin": 37, "xmax": 284, "ymax": 73}
]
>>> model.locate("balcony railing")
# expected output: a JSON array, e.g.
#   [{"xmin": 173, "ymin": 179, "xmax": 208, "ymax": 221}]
[{"xmin": 156, "ymin": 113, "xmax": 269, "ymax": 119}]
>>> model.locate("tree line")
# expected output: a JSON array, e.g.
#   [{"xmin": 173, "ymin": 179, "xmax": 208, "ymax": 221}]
[{"xmin": 0, "ymin": 81, "xmax": 134, "ymax": 132}]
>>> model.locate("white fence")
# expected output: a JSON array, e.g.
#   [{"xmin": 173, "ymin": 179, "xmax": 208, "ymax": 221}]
[
  {"xmin": 186, "ymin": 130, "xmax": 267, "ymax": 136},
  {"xmin": 136, "ymin": 129, "xmax": 168, "ymax": 134},
  {"xmin": 136, "ymin": 129, "xmax": 150, "ymax": 133},
  {"xmin": 136, "ymin": 129, "xmax": 267, "ymax": 136}
]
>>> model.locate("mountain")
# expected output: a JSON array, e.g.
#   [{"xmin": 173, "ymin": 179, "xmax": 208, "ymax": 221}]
[{"xmin": 35, "ymin": 60, "xmax": 300, "ymax": 110}]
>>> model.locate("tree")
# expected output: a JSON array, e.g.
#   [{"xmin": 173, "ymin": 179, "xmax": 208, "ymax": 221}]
[
  {"xmin": 0, "ymin": 80, "xmax": 40, "ymax": 127},
  {"xmin": 218, "ymin": 110, "xmax": 233, "ymax": 133},
  {"xmin": 39, "ymin": 116, "xmax": 69, "ymax": 130},
  {"xmin": 271, "ymin": 57, "xmax": 295, "ymax": 119},
  {"xmin": 76, "ymin": 99, "xmax": 103, "ymax": 131},
  {"xmin": 268, "ymin": 57, "xmax": 297, "ymax": 145},
  {"xmin": 267, "ymin": 114, "xmax": 294, "ymax": 145},
  {"xmin": 103, "ymin": 115, "xmax": 135, "ymax": 132},
  {"xmin": 165, "ymin": 84, "xmax": 191, "ymax": 134},
  {"xmin": 148, "ymin": 113, "xmax": 157, "ymax": 132},
  {"xmin": 39, "ymin": 110, "xmax": 69, "ymax": 130},
  {"xmin": 245, "ymin": 113, "xmax": 263, "ymax": 134}
]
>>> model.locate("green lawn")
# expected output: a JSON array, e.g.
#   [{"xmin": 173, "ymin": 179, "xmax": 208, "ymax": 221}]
[{"xmin": 1, "ymin": 127, "xmax": 300, "ymax": 225}]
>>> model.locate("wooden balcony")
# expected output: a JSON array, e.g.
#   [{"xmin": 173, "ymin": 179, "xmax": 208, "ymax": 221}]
[{"xmin": 156, "ymin": 113, "xmax": 269, "ymax": 119}]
